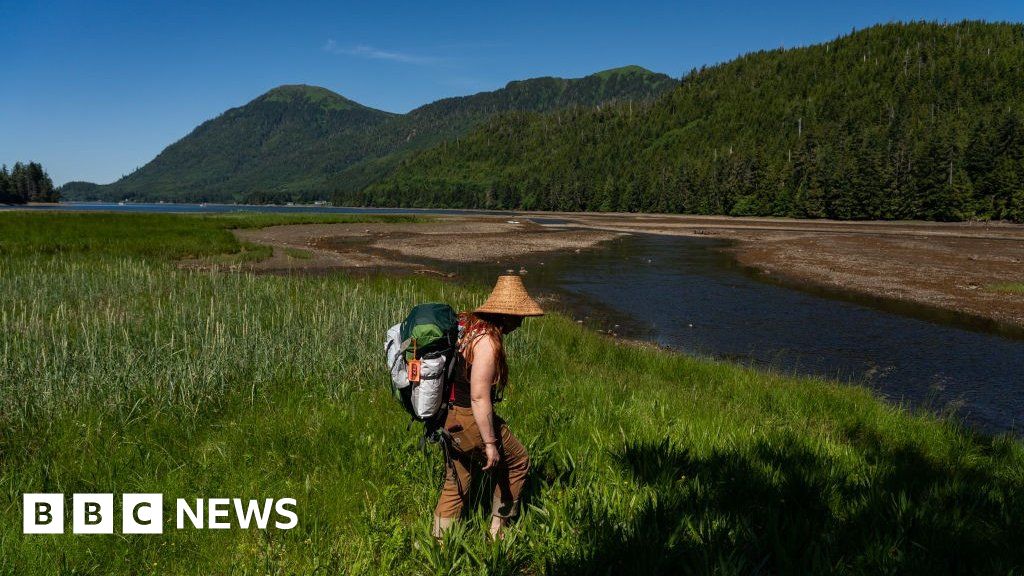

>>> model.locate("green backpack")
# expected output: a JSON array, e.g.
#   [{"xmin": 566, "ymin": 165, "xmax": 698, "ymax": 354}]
[{"xmin": 384, "ymin": 303, "xmax": 461, "ymax": 426}]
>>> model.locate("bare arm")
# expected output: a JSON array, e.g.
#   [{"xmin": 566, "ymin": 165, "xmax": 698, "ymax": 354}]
[{"xmin": 469, "ymin": 336, "xmax": 500, "ymax": 468}]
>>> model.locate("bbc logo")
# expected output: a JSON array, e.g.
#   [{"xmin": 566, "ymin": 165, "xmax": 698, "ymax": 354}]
[
  {"xmin": 24, "ymin": 493, "xmax": 298, "ymax": 534},
  {"xmin": 24, "ymin": 493, "xmax": 163, "ymax": 534}
]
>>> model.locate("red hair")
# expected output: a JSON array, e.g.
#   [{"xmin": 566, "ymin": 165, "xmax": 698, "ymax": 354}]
[{"xmin": 458, "ymin": 311, "xmax": 509, "ymax": 392}]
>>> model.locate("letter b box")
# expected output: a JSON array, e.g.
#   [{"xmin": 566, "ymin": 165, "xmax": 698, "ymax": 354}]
[
  {"xmin": 73, "ymin": 493, "xmax": 114, "ymax": 534},
  {"xmin": 23, "ymin": 494, "xmax": 65, "ymax": 534}
]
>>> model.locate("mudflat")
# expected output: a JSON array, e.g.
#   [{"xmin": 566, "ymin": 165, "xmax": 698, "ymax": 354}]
[
  {"xmin": 216, "ymin": 218, "xmax": 623, "ymax": 274},
  {"xmin": 562, "ymin": 213, "xmax": 1024, "ymax": 329},
  {"xmin": 199, "ymin": 211, "xmax": 1024, "ymax": 330}
]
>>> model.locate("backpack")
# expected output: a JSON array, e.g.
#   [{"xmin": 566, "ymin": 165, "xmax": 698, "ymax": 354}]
[{"xmin": 384, "ymin": 303, "xmax": 461, "ymax": 432}]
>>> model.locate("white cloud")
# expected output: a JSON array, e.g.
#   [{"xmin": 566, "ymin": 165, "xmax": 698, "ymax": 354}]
[{"xmin": 322, "ymin": 39, "xmax": 443, "ymax": 65}]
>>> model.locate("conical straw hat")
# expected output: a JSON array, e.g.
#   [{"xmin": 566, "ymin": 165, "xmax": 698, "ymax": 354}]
[{"xmin": 475, "ymin": 275, "xmax": 545, "ymax": 317}]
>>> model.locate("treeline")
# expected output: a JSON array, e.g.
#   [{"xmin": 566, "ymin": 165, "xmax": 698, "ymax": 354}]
[
  {"xmin": 0, "ymin": 162, "xmax": 59, "ymax": 204},
  {"xmin": 363, "ymin": 22, "xmax": 1024, "ymax": 222},
  {"xmin": 323, "ymin": 66, "xmax": 678, "ymax": 198}
]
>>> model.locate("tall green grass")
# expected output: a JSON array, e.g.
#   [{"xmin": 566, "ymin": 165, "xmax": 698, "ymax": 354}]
[
  {"xmin": 0, "ymin": 211, "xmax": 422, "ymax": 259},
  {"xmin": 988, "ymin": 282, "xmax": 1024, "ymax": 295},
  {"xmin": 1, "ymin": 213, "xmax": 1022, "ymax": 574}
]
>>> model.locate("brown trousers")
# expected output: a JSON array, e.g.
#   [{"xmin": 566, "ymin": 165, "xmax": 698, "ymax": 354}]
[{"xmin": 434, "ymin": 406, "xmax": 530, "ymax": 520}]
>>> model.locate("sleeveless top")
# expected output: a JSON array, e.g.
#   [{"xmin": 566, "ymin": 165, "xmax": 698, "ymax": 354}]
[
  {"xmin": 450, "ymin": 320, "xmax": 502, "ymax": 408},
  {"xmin": 451, "ymin": 354, "xmax": 474, "ymax": 408}
]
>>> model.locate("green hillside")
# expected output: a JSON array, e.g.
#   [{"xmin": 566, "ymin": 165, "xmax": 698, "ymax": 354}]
[
  {"xmin": 68, "ymin": 68, "xmax": 676, "ymax": 203},
  {"xmin": 56, "ymin": 180, "xmax": 103, "ymax": 198},
  {"xmin": 69, "ymin": 85, "xmax": 395, "ymax": 203},
  {"xmin": 326, "ymin": 65, "xmax": 678, "ymax": 196},
  {"xmin": 367, "ymin": 21, "xmax": 1024, "ymax": 222}
]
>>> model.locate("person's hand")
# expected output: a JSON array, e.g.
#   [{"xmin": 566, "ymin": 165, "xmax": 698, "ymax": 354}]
[{"xmin": 482, "ymin": 442, "xmax": 501, "ymax": 470}]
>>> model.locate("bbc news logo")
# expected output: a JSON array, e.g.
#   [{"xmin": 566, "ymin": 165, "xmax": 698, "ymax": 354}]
[{"xmin": 23, "ymin": 494, "xmax": 297, "ymax": 534}]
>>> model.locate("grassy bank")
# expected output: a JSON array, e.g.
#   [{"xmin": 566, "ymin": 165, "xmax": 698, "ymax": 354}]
[
  {"xmin": 989, "ymin": 282, "xmax": 1024, "ymax": 295},
  {"xmin": 1, "ymin": 213, "xmax": 1022, "ymax": 575},
  {"xmin": 0, "ymin": 211, "xmax": 422, "ymax": 259}
]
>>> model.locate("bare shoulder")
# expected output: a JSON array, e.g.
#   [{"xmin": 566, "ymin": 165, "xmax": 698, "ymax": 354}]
[{"xmin": 471, "ymin": 333, "xmax": 499, "ymax": 358}]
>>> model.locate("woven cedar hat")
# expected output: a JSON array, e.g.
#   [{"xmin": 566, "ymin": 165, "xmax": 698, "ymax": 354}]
[{"xmin": 475, "ymin": 275, "xmax": 545, "ymax": 317}]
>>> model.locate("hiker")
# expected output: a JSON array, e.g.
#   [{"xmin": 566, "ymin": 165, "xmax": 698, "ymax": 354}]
[{"xmin": 433, "ymin": 275, "xmax": 543, "ymax": 539}]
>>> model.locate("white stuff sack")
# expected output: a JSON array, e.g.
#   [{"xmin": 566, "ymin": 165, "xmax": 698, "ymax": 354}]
[
  {"xmin": 384, "ymin": 322, "xmax": 451, "ymax": 420},
  {"xmin": 385, "ymin": 323, "xmax": 408, "ymax": 390},
  {"xmin": 413, "ymin": 354, "xmax": 448, "ymax": 419}
]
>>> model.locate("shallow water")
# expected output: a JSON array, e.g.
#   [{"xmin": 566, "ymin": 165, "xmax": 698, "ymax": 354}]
[
  {"xmin": 1, "ymin": 201, "xmax": 512, "ymax": 216},
  {"xmin": 454, "ymin": 234, "xmax": 1024, "ymax": 435}
]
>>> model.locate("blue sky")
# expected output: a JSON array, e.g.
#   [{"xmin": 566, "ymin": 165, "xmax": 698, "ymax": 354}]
[{"xmin": 3, "ymin": 1, "xmax": 1023, "ymax": 185}]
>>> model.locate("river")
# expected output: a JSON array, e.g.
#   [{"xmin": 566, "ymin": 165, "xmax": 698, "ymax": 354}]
[{"xmin": 475, "ymin": 233, "xmax": 1024, "ymax": 435}]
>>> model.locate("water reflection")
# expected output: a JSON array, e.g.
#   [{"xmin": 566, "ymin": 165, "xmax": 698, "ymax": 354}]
[{"xmin": 457, "ymin": 234, "xmax": 1024, "ymax": 435}]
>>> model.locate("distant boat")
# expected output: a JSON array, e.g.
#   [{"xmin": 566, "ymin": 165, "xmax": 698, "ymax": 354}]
[
  {"xmin": 118, "ymin": 200, "xmax": 126, "ymax": 206},
  {"xmin": 199, "ymin": 202, "xmax": 208, "ymax": 207}
]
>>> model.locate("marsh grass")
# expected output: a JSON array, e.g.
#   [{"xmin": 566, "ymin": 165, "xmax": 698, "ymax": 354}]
[
  {"xmin": 1, "ymin": 212, "xmax": 1022, "ymax": 575},
  {"xmin": 988, "ymin": 282, "xmax": 1024, "ymax": 294},
  {"xmin": 204, "ymin": 241, "xmax": 273, "ymax": 265},
  {"xmin": 0, "ymin": 211, "xmax": 422, "ymax": 260},
  {"xmin": 284, "ymin": 247, "xmax": 314, "ymax": 260}
]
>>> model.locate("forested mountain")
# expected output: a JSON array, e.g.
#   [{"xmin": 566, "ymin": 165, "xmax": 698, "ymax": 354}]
[
  {"xmin": 1, "ymin": 162, "xmax": 58, "ymax": 204},
  {"xmin": 366, "ymin": 21, "xmax": 1024, "ymax": 222},
  {"xmin": 75, "ymin": 86, "xmax": 396, "ymax": 203},
  {"xmin": 57, "ymin": 181, "xmax": 102, "ymax": 197},
  {"xmin": 328, "ymin": 65, "xmax": 678, "ymax": 194},
  {"xmin": 71, "ymin": 67, "xmax": 676, "ymax": 203}
]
